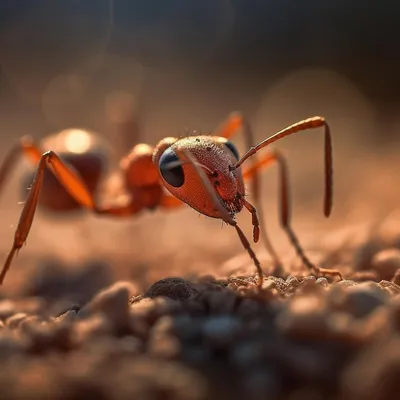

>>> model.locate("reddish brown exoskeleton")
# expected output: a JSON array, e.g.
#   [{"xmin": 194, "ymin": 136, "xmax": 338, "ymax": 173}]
[{"xmin": 0, "ymin": 114, "xmax": 342, "ymax": 287}]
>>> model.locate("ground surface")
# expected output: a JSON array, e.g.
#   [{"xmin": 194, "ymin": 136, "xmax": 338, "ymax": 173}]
[{"xmin": 0, "ymin": 207, "xmax": 400, "ymax": 400}]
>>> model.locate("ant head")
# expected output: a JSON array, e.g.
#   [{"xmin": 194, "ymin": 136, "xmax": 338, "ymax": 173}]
[{"xmin": 155, "ymin": 135, "xmax": 245, "ymax": 218}]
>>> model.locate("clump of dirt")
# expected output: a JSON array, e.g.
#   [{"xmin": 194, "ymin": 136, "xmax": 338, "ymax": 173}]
[{"xmin": 0, "ymin": 219, "xmax": 400, "ymax": 400}]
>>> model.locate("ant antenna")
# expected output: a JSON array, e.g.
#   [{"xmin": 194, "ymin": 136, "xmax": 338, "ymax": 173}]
[{"xmin": 234, "ymin": 117, "xmax": 333, "ymax": 217}]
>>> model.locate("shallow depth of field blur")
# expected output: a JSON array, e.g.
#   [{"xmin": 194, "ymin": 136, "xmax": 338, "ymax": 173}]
[
  {"xmin": 0, "ymin": 0, "xmax": 400, "ymax": 294},
  {"xmin": 0, "ymin": 1, "xmax": 399, "ymax": 289},
  {"xmin": 1, "ymin": 3, "xmax": 400, "ymax": 400}
]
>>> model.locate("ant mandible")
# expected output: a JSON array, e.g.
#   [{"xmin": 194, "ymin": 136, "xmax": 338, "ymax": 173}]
[{"xmin": 0, "ymin": 113, "xmax": 342, "ymax": 287}]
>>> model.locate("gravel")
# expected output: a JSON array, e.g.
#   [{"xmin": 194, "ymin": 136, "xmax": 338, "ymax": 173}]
[{"xmin": 0, "ymin": 225, "xmax": 399, "ymax": 400}]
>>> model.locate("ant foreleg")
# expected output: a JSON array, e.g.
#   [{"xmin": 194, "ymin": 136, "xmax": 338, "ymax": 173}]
[
  {"xmin": 216, "ymin": 112, "xmax": 284, "ymax": 273},
  {"xmin": 241, "ymin": 198, "xmax": 260, "ymax": 243}
]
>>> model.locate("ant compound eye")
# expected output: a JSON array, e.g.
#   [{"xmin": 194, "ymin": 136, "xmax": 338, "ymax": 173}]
[
  {"xmin": 224, "ymin": 140, "xmax": 240, "ymax": 160},
  {"xmin": 159, "ymin": 147, "xmax": 185, "ymax": 187}
]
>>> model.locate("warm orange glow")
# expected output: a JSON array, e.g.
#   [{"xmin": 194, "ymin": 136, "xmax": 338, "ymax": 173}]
[{"xmin": 63, "ymin": 129, "xmax": 93, "ymax": 154}]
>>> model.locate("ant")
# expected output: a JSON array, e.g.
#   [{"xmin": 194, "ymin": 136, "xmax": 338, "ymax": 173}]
[{"xmin": 0, "ymin": 113, "xmax": 342, "ymax": 287}]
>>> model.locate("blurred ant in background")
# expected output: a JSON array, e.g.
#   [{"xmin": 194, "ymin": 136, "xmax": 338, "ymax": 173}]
[{"xmin": 0, "ymin": 111, "xmax": 343, "ymax": 287}]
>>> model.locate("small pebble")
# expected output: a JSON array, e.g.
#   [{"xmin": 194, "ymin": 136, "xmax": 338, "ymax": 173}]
[
  {"xmin": 343, "ymin": 282, "xmax": 388, "ymax": 318},
  {"xmin": 73, "ymin": 314, "xmax": 113, "ymax": 344},
  {"xmin": 79, "ymin": 281, "xmax": 133, "ymax": 329},
  {"xmin": 144, "ymin": 277, "xmax": 198, "ymax": 300},
  {"xmin": 277, "ymin": 294, "xmax": 329, "ymax": 339},
  {"xmin": 371, "ymin": 248, "xmax": 400, "ymax": 281}
]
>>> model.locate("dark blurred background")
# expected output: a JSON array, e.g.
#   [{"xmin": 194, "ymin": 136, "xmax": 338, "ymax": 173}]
[
  {"xmin": 0, "ymin": 0, "xmax": 399, "ymax": 287},
  {"xmin": 1, "ymin": 1, "xmax": 400, "ymax": 141}
]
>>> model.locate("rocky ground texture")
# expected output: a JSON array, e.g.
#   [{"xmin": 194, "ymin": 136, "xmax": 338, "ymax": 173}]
[{"xmin": 1, "ymin": 219, "xmax": 400, "ymax": 400}]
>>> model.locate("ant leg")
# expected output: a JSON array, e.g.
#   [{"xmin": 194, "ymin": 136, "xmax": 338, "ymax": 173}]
[
  {"xmin": 216, "ymin": 112, "xmax": 284, "ymax": 273},
  {"xmin": 176, "ymin": 148, "xmax": 265, "ymax": 288},
  {"xmin": 0, "ymin": 150, "xmax": 142, "ymax": 284},
  {"xmin": 215, "ymin": 112, "xmax": 244, "ymax": 140},
  {"xmin": 241, "ymin": 198, "xmax": 260, "ymax": 243},
  {"xmin": 243, "ymin": 149, "xmax": 342, "ymax": 280},
  {"xmin": 0, "ymin": 136, "xmax": 43, "ymax": 197}
]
